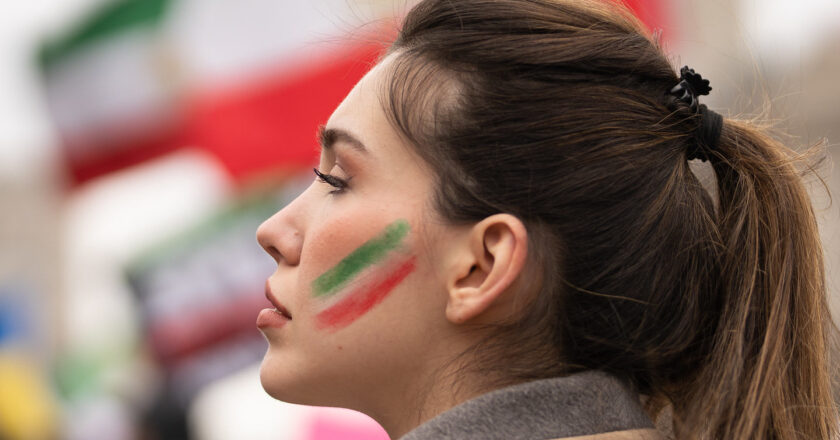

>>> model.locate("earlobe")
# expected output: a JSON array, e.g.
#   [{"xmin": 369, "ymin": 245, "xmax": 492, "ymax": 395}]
[{"xmin": 445, "ymin": 214, "xmax": 529, "ymax": 325}]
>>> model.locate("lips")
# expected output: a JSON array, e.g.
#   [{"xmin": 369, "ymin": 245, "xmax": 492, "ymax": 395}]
[{"xmin": 265, "ymin": 280, "xmax": 292, "ymax": 320}]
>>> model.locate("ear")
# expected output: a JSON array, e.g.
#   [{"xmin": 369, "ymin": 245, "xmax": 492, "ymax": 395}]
[{"xmin": 445, "ymin": 214, "xmax": 529, "ymax": 325}]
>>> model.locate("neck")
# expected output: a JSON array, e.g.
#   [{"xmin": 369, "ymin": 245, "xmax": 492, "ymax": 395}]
[
  {"xmin": 378, "ymin": 361, "xmax": 487, "ymax": 438},
  {"xmin": 353, "ymin": 337, "xmax": 497, "ymax": 439}
]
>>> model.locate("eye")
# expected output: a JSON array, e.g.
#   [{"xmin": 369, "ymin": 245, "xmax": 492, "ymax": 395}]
[{"xmin": 313, "ymin": 168, "xmax": 349, "ymax": 195}]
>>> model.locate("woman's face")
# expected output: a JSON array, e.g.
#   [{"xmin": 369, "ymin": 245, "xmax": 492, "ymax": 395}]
[{"xmin": 256, "ymin": 56, "xmax": 459, "ymax": 410}]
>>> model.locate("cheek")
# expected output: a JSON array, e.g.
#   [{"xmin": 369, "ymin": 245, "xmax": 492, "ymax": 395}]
[{"xmin": 300, "ymin": 218, "xmax": 417, "ymax": 332}]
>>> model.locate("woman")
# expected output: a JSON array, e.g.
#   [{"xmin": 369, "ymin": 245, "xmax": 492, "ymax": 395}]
[{"xmin": 256, "ymin": 0, "xmax": 839, "ymax": 438}]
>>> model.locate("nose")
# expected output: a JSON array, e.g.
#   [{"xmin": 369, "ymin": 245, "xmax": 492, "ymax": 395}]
[{"xmin": 257, "ymin": 195, "xmax": 305, "ymax": 266}]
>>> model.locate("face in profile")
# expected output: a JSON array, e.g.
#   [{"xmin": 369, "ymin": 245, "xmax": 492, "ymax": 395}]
[{"xmin": 255, "ymin": 56, "xmax": 459, "ymax": 412}]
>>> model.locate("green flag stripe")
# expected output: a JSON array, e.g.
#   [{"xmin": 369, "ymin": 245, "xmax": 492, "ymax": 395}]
[
  {"xmin": 39, "ymin": 0, "xmax": 174, "ymax": 69},
  {"xmin": 312, "ymin": 220, "xmax": 410, "ymax": 297}
]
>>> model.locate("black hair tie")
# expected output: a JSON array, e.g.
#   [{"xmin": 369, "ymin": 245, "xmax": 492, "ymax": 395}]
[{"xmin": 668, "ymin": 66, "xmax": 723, "ymax": 162}]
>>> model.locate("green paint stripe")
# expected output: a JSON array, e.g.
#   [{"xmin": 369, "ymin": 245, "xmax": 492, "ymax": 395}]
[
  {"xmin": 312, "ymin": 220, "xmax": 410, "ymax": 297},
  {"xmin": 39, "ymin": 0, "xmax": 174, "ymax": 69}
]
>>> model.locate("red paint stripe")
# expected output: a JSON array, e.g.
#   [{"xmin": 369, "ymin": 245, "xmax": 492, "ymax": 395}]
[{"xmin": 316, "ymin": 256, "xmax": 416, "ymax": 331}]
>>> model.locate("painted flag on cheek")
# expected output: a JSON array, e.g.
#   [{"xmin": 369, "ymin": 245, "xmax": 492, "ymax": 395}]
[
  {"xmin": 311, "ymin": 220, "xmax": 416, "ymax": 331},
  {"xmin": 312, "ymin": 220, "xmax": 410, "ymax": 298}
]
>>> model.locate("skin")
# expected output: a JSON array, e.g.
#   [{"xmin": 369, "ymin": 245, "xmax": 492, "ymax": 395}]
[{"xmin": 256, "ymin": 53, "xmax": 531, "ymax": 439}]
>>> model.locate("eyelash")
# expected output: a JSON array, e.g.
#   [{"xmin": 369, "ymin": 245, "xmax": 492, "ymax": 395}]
[{"xmin": 313, "ymin": 168, "xmax": 349, "ymax": 194}]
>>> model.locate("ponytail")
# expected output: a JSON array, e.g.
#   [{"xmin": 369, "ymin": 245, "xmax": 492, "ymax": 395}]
[{"xmin": 674, "ymin": 120, "xmax": 838, "ymax": 438}]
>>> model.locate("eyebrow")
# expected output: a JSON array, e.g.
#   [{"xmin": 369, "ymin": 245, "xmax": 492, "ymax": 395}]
[{"xmin": 317, "ymin": 125, "xmax": 368, "ymax": 154}]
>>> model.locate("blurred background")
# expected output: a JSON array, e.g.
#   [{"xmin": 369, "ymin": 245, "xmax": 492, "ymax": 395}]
[{"xmin": 0, "ymin": 0, "xmax": 837, "ymax": 439}]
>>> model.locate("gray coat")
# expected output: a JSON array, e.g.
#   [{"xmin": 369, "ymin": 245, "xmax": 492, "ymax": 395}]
[{"xmin": 400, "ymin": 371, "xmax": 660, "ymax": 440}]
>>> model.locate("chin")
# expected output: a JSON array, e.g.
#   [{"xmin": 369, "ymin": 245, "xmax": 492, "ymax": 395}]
[
  {"xmin": 259, "ymin": 353, "xmax": 301, "ymax": 403},
  {"xmin": 258, "ymin": 352, "xmax": 333, "ymax": 407}
]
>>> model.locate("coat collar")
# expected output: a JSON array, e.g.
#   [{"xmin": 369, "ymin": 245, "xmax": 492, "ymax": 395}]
[{"xmin": 400, "ymin": 371, "xmax": 654, "ymax": 440}]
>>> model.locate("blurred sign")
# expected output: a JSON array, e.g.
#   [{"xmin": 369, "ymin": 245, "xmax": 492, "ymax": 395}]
[{"xmin": 124, "ymin": 186, "xmax": 293, "ymax": 404}]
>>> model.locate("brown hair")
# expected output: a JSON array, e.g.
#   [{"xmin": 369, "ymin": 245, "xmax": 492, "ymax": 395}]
[{"xmin": 379, "ymin": 0, "xmax": 839, "ymax": 438}]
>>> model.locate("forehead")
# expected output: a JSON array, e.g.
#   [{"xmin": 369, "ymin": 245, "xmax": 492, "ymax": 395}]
[
  {"xmin": 326, "ymin": 56, "xmax": 391, "ymax": 133},
  {"xmin": 323, "ymin": 55, "xmax": 416, "ymax": 163}
]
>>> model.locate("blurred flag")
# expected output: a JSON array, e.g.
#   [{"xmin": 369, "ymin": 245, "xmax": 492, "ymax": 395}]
[
  {"xmin": 38, "ymin": 0, "xmax": 183, "ymax": 187},
  {"xmin": 39, "ymin": 0, "xmax": 391, "ymax": 188}
]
